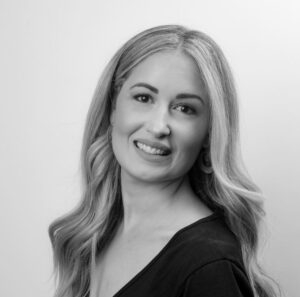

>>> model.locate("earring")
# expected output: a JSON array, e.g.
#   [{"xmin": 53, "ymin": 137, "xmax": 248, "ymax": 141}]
[{"xmin": 199, "ymin": 148, "xmax": 213, "ymax": 174}]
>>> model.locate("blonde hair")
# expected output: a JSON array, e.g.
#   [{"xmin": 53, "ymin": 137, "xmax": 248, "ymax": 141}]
[{"xmin": 49, "ymin": 24, "xmax": 279, "ymax": 297}]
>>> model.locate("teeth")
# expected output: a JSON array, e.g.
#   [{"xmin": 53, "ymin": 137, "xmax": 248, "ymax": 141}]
[{"xmin": 136, "ymin": 141, "xmax": 167, "ymax": 155}]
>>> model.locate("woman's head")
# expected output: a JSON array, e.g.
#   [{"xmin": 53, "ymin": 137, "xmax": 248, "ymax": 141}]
[
  {"xmin": 82, "ymin": 24, "xmax": 239, "ymax": 186},
  {"xmin": 110, "ymin": 50, "xmax": 210, "ymax": 183}
]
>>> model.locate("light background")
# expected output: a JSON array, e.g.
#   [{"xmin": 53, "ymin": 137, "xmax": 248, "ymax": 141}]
[{"xmin": 0, "ymin": 0, "xmax": 299, "ymax": 296}]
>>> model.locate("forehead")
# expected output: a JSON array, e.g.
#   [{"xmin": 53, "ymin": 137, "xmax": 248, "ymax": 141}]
[{"xmin": 122, "ymin": 50, "xmax": 206, "ymax": 94}]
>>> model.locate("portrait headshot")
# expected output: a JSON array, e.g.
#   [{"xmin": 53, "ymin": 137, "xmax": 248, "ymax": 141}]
[
  {"xmin": 1, "ymin": 1, "xmax": 299, "ymax": 297},
  {"xmin": 49, "ymin": 24, "xmax": 281, "ymax": 297}
]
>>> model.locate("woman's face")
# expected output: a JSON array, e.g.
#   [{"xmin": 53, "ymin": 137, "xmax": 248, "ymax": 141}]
[{"xmin": 111, "ymin": 50, "xmax": 210, "ymax": 183}]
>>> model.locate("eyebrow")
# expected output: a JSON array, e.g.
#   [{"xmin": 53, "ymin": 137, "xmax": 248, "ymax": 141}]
[
  {"xmin": 130, "ymin": 83, "xmax": 159, "ymax": 93},
  {"xmin": 130, "ymin": 82, "xmax": 204, "ymax": 103}
]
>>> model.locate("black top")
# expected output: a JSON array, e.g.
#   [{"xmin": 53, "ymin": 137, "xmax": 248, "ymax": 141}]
[{"xmin": 114, "ymin": 213, "xmax": 254, "ymax": 297}]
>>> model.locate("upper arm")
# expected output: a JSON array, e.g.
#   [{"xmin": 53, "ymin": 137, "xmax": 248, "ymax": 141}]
[{"xmin": 181, "ymin": 259, "xmax": 254, "ymax": 297}]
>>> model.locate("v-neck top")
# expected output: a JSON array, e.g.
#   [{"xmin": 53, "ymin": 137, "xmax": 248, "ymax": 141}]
[{"xmin": 111, "ymin": 213, "xmax": 254, "ymax": 297}]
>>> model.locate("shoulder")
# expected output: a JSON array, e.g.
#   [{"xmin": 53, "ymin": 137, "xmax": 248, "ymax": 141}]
[
  {"xmin": 172, "ymin": 214, "xmax": 254, "ymax": 296},
  {"xmin": 180, "ymin": 259, "xmax": 254, "ymax": 297},
  {"xmin": 168, "ymin": 213, "xmax": 246, "ymax": 275}
]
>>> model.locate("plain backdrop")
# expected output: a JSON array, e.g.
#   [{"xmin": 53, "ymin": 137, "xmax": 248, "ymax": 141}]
[{"xmin": 0, "ymin": 0, "xmax": 299, "ymax": 296}]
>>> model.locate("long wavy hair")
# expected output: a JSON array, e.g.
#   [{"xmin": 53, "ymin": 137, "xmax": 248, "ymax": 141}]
[{"xmin": 49, "ymin": 24, "xmax": 279, "ymax": 297}]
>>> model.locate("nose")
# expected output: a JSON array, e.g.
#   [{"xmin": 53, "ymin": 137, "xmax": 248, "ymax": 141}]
[{"xmin": 145, "ymin": 106, "xmax": 171, "ymax": 138}]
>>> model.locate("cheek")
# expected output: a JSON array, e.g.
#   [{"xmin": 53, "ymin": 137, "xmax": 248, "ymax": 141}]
[
  {"xmin": 180, "ymin": 132, "xmax": 203, "ymax": 158},
  {"xmin": 113, "ymin": 100, "xmax": 136, "ymax": 135},
  {"xmin": 111, "ymin": 97, "xmax": 143, "ymax": 158},
  {"xmin": 174, "ymin": 121, "xmax": 208, "ymax": 165}
]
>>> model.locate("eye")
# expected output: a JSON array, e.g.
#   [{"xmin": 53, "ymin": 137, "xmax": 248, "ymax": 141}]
[
  {"xmin": 174, "ymin": 104, "xmax": 195, "ymax": 115},
  {"xmin": 133, "ymin": 94, "xmax": 152, "ymax": 103}
]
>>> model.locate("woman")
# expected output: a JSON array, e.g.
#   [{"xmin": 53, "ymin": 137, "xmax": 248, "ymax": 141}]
[{"xmin": 49, "ymin": 25, "xmax": 279, "ymax": 297}]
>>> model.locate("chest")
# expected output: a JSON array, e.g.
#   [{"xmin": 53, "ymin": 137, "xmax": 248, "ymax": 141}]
[{"xmin": 91, "ymin": 231, "xmax": 173, "ymax": 297}]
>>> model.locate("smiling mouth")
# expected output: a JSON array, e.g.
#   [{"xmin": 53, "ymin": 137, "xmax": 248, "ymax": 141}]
[{"xmin": 134, "ymin": 141, "xmax": 171, "ymax": 156}]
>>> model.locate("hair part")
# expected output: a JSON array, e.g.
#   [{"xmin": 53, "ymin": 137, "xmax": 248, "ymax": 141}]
[{"xmin": 49, "ymin": 24, "xmax": 280, "ymax": 297}]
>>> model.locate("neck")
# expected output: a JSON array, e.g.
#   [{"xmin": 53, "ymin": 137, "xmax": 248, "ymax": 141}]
[{"xmin": 119, "ymin": 170, "xmax": 196, "ymax": 233}]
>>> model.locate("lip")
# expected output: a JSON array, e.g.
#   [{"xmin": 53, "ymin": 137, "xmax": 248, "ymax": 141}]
[
  {"xmin": 133, "ymin": 138, "xmax": 172, "ymax": 154},
  {"xmin": 133, "ymin": 141, "xmax": 172, "ymax": 163}
]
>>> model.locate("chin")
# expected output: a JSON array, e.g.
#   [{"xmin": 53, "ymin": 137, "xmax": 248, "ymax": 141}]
[
  {"xmin": 123, "ymin": 164, "xmax": 187, "ymax": 184},
  {"xmin": 126, "ymin": 169, "xmax": 168, "ymax": 183}
]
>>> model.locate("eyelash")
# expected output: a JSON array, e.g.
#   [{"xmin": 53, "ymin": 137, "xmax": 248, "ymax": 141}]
[
  {"xmin": 133, "ymin": 94, "xmax": 152, "ymax": 103},
  {"xmin": 174, "ymin": 105, "xmax": 195, "ymax": 115},
  {"xmin": 132, "ymin": 94, "xmax": 196, "ymax": 115}
]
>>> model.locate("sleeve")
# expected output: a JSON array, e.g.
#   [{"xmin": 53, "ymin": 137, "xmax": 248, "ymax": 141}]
[{"xmin": 181, "ymin": 259, "xmax": 254, "ymax": 297}]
